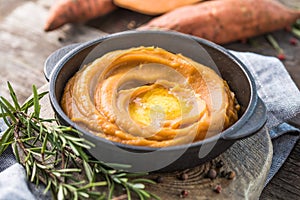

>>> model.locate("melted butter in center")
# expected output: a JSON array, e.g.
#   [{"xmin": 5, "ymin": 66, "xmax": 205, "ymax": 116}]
[{"xmin": 129, "ymin": 86, "xmax": 182, "ymax": 126}]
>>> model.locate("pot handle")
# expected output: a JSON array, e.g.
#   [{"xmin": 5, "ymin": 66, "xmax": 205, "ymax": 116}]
[
  {"xmin": 222, "ymin": 97, "xmax": 267, "ymax": 140},
  {"xmin": 44, "ymin": 43, "xmax": 80, "ymax": 82}
]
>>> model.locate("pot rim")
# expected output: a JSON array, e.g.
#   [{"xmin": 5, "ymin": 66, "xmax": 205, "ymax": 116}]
[{"xmin": 49, "ymin": 30, "xmax": 258, "ymax": 152}]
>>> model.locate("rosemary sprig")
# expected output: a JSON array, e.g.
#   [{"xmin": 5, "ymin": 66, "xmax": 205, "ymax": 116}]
[{"xmin": 0, "ymin": 82, "xmax": 159, "ymax": 200}]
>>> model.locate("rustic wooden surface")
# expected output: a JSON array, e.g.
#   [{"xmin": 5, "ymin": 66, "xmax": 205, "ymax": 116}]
[
  {"xmin": 145, "ymin": 129, "xmax": 272, "ymax": 199},
  {"xmin": 0, "ymin": 0, "xmax": 299, "ymax": 199}
]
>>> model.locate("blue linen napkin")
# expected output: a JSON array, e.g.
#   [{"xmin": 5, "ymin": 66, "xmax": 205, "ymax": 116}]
[
  {"xmin": 230, "ymin": 51, "xmax": 300, "ymax": 185},
  {"xmin": 0, "ymin": 51, "xmax": 299, "ymax": 198}
]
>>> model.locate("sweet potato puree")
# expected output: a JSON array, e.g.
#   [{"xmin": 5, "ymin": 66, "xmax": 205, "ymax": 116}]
[{"xmin": 61, "ymin": 47, "xmax": 239, "ymax": 147}]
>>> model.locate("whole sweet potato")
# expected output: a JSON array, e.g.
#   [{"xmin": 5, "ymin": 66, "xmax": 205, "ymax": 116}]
[
  {"xmin": 139, "ymin": 0, "xmax": 300, "ymax": 44},
  {"xmin": 113, "ymin": 0, "xmax": 202, "ymax": 15},
  {"xmin": 44, "ymin": 0, "xmax": 117, "ymax": 32}
]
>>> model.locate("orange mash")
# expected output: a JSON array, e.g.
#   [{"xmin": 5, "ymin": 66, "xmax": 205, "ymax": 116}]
[{"xmin": 61, "ymin": 47, "xmax": 239, "ymax": 147}]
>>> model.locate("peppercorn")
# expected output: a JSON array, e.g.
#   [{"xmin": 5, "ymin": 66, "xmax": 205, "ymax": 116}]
[
  {"xmin": 227, "ymin": 171, "xmax": 236, "ymax": 180},
  {"xmin": 180, "ymin": 190, "xmax": 188, "ymax": 198},
  {"xmin": 155, "ymin": 176, "xmax": 164, "ymax": 183},
  {"xmin": 214, "ymin": 184, "xmax": 222, "ymax": 193},
  {"xmin": 219, "ymin": 170, "xmax": 227, "ymax": 178},
  {"xmin": 216, "ymin": 160, "xmax": 224, "ymax": 169},
  {"xmin": 277, "ymin": 53, "xmax": 286, "ymax": 61},
  {"xmin": 208, "ymin": 169, "xmax": 217, "ymax": 179},
  {"xmin": 289, "ymin": 37, "xmax": 298, "ymax": 45},
  {"xmin": 57, "ymin": 36, "xmax": 64, "ymax": 42}
]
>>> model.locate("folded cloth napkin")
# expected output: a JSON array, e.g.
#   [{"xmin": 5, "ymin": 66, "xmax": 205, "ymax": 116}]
[
  {"xmin": 230, "ymin": 51, "xmax": 300, "ymax": 185},
  {"xmin": 0, "ymin": 51, "xmax": 299, "ymax": 199}
]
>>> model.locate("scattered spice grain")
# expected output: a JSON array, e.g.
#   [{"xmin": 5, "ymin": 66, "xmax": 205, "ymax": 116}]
[
  {"xmin": 214, "ymin": 184, "xmax": 222, "ymax": 193},
  {"xmin": 57, "ymin": 36, "xmax": 64, "ymax": 42},
  {"xmin": 208, "ymin": 169, "xmax": 217, "ymax": 179},
  {"xmin": 155, "ymin": 176, "xmax": 164, "ymax": 183},
  {"xmin": 220, "ymin": 170, "xmax": 227, "ymax": 178},
  {"xmin": 277, "ymin": 53, "xmax": 286, "ymax": 61},
  {"xmin": 215, "ymin": 160, "xmax": 224, "ymax": 169},
  {"xmin": 180, "ymin": 190, "xmax": 189, "ymax": 198},
  {"xmin": 289, "ymin": 37, "xmax": 298, "ymax": 45},
  {"xmin": 227, "ymin": 171, "xmax": 236, "ymax": 180}
]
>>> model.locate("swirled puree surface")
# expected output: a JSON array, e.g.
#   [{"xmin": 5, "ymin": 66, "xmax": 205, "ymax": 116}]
[{"xmin": 61, "ymin": 47, "xmax": 240, "ymax": 147}]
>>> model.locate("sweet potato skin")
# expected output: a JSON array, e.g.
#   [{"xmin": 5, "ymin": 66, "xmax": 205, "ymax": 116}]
[
  {"xmin": 139, "ymin": 0, "xmax": 300, "ymax": 44},
  {"xmin": 113, "ymin": 0, "xmax": 202, "ymax": 15},
  {"xmin": 44, "ymin": 0, "xmax": 117, "ymax": 32}
]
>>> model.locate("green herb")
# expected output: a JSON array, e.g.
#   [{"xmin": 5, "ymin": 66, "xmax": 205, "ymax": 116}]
[
  {"xmin": 291, "ymin": 19, "xmax": 300, "ymax": 38},
  {"xmin": 266, "ymin": 34, "xmax": 285, "ymax": 60},
  {"xmin": 0, "ymin": 82, "xmax": 159, "ymax": 200},
  {"xmin": 292, "ymin": 27, "xmax": 300, "ymax": 38},
  {"xmin": 266, "ymin": 34, "xmax": 284, "ymax": 54}
]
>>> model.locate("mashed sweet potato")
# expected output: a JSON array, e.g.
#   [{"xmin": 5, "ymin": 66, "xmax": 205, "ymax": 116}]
[{"xmin": 61, "ymin": 47, "xmax": 240, "ymax": 147}]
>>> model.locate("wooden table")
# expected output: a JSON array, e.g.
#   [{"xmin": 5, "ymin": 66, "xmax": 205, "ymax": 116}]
[{"xmin": 0, "ymin": 1, "xmax": 299, "ymax": 199}]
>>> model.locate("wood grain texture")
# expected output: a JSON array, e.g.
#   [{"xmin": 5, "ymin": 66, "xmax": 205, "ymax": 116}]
[
  {"xmin": 145, "ymin": 129, "xmax": 272, "ymax": 199},
  {"xmin": 260, "ymin": 140, "xmax": 300, "ymax": 200},
  {"xmin": 0, "ymin": 0, "xmax": 106, "ymax": 103}
]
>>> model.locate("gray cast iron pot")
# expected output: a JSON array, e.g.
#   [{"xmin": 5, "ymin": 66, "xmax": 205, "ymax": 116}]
[{"xmin": 44, "ymin": 30, "xmax": 267, "ymax": 172}]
